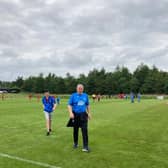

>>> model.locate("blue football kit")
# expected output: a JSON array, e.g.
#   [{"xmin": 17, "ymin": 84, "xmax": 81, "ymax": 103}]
[{"xmin": 42, "ymin": 96, "xmax": 56, "ymax": 113}]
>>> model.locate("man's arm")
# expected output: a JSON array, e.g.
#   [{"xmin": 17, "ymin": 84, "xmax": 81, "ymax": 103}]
[
  {"xmin": 53, "ymin": 103, "xmax": 57, "ymax": 111},
  {"xmin": 86, "ymin": 95, "xmax": 91, "ymax": 119},
  {"xmin": 42, "ymin": 98, "xmax": 45, "ymax": 109},
  {"xmin": 86, "ymin": 105, "xmax": 91, "ymax": 120},
  {"xmin": 52, "ymin": 97, "xmax": 57, "ymax": 111},
  {"xmin": 68, "ymin": 105, "xmax": 74, "ymax": 119},
  {"xmin": 68, "ymin": 94, "xmax": 74, "ymax": 119}
]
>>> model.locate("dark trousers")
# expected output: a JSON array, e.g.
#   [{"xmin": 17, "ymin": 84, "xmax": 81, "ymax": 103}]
[{"xmin": 73, "ymin": 112, "xmax": 88, "ymax": 148}]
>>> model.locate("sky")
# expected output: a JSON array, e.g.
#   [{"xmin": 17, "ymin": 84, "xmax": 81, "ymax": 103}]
[{"xmin": 0, "ymin": 0, "xmax": 168, "ymax": 81}]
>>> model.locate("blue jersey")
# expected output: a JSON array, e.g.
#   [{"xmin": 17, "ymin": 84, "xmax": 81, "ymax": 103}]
[
  {"xmin": 42, "ymin": 96, "xmax": 56, "ymax": 113},
  {"xmin": 130, "ymin": 93, "xmax": 134, "ymax": 99},
  {"xmin": 68, "ymin": 93, "xmax": 89, "ymax": 113}
]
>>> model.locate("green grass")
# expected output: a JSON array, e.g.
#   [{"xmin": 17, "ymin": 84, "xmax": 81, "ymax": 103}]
[{"xmin": 0, "ymin": 95, "xmax": 168, "ymax": 168}]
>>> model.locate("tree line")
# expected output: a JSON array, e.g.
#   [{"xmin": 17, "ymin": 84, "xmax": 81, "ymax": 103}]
[{"xmin": 1, "ymin": 63, "xmax": 168, "ymax": 95}]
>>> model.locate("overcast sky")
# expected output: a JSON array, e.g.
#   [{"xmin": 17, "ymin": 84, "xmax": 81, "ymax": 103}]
[{"xmin": 0, "ymin": 0, "xmax": 168, "ymax": 81}]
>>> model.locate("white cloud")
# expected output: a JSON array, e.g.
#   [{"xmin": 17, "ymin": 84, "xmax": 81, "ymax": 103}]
[{"xmin": 0, "ymin": 0, "xmax": 168, "ymax": 81}]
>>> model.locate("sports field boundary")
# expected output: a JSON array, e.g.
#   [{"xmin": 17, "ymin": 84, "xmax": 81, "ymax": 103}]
[{"xmin": 0, "ymin": 153, "xmax": 61, "ymax": 168}]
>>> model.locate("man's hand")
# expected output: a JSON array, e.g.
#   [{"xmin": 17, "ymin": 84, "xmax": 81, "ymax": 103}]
[
  {"xmin": 68, "ymin": 105, "xmax": 74, "ymax": 119},
  {"xmin": 88, "ymin": 113, "xmax": 91, "ymax": 120},
  {"xmin": 52, "ymin": 104, "xmax": 56, "ymax": 111},
  {"xmin": 70, "ymin": 112, "xmax": 74, "ymax": 119}
]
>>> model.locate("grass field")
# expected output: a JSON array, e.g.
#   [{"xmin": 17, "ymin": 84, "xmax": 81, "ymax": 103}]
[{"xmin": 0, "ymin": 95, "xmax": 168, "ymax": 168}]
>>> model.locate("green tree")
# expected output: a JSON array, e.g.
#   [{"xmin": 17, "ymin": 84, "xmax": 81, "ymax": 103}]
[
  {"xmin": 33, "ymin": 73, "xmax": 45, "ymax": 93},
  {"xmin": 133, "ymin": 63, "xmax": 150, "ymax": 89},
  {"xmin": 12, "ymin": 76, "xmax": 24, "ymax": 89},
  {"xmin": 64, "ymin": 73, "xmax": 77, "ymax": 93},
  {"xmin": 130, "ymin": 77, "xmax": 139, "ymax": 93},
  {"xmin": 22, "ymin": 77, "xmax": 36, "ymax": 92}
]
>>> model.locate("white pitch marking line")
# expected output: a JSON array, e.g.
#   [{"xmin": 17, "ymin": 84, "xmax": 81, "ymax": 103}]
[{"xmin": 0, "ymin": 153, "xmax": 61, "ymax": 168}]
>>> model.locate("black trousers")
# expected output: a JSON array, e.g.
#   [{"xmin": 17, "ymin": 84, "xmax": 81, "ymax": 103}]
[{"xmin": 73, "ymin": 112, "xmax": 88, "ymax": 148}]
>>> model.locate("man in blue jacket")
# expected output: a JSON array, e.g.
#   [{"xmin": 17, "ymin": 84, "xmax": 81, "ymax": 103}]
[
  {"xmin": 42, "ymin": 90, "xmax": 56, "ymax": 136},
  {"xmin": 68, "ymin": 84, "xmax": 91, "ymax": 152}
]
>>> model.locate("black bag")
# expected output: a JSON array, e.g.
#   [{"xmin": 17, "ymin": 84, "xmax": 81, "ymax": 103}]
[
  {"xmin": 66, "ymin": 112, "xmax": 88, "ymax": 128},
  {"xmin": 66, "ymin": 118, "xmax": 75, "ymax": 127}
]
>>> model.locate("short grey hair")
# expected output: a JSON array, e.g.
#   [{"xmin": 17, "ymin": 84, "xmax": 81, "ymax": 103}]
[{"xmin": 76, "ymin": 84, "xmax": 84, "ymax": 89}]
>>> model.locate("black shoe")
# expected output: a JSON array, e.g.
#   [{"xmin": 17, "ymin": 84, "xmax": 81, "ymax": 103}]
[
  {"xmin": 73, "ymin": 144, "xmax": 78, "ymax": 149},
  {"xmin": 49, "ymin": 129, "xmax": 52, "ymax": 132},
  {"xmin": 46, "ymin": 132, "xmax": 50, "ymax": 136},
  {"xmin": 82, "ymin": 147, "xmax": 90, "ymax": 152}
]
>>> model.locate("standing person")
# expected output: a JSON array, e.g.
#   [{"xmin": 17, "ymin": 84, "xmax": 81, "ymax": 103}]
[
  {"xmin": 28, "ymin": 93, "xmax": 32, "ymax": 101},
  {"xmin": 42, "ymin": 90, "xmax": 56, "ymax": 136},
  {"xmin": 137, "ymin": 92, "xmax": 141, "ymax": 102},
  {"xmin": 1, "ymin": 92, "xmax": 4, "ymax": 100},
  {"xmin": 97, "ymin": 94, "xmax": 101, "ymax": 102},
  {"xmin": 56, "ymin": 96, "xmax": 61, "ymax": 105},
  {"xmin": 68, "ymin": 84, "xmax": 91, "ymax": 152},
  {"xmin": 130, "ymin": 92, "xmax": 134, "ymax": 103},
  {"xmin": 37, "ymin": 94, "xmax": 41, "ymax": 102}
]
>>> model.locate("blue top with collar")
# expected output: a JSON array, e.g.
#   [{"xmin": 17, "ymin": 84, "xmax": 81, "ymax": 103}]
[
  {"xmin": 68, "ymin": 92, "xmax": 89, "ymax": 113},
  {"xmin": 42, "ymin": 96, "xmax": 56, "ymax": 113}
]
